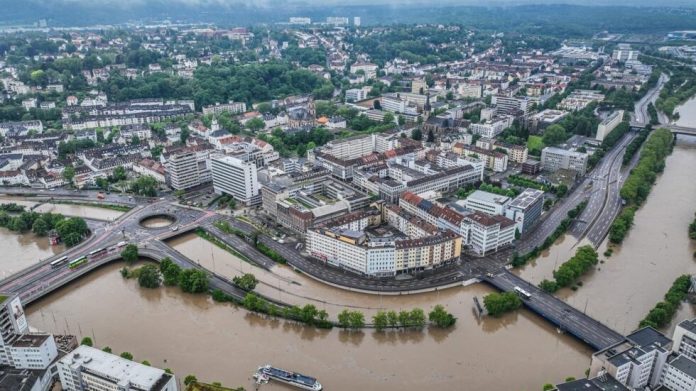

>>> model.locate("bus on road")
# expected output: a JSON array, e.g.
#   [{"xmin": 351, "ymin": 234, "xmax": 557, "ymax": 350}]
[
  {"xmin": 68, "ymin": 256, "xmax": 87, "ymax": 269},
  {"xmin": 50, "ymin": 256, "xmax": 68, "ymax": 268},
  {"xmin": 514, "ymin": 286, "xmax": 532, "ymax": 300},
  {"xmin": 88, "ymin": 248, "xmax": 107, "ymax": 258}
]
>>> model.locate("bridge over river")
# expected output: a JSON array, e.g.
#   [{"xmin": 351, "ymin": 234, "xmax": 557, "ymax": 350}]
[
  {"xmin": 0, "ymin": 198, "xmax": 627, "ymax": 351},
  {"xmin": 482, "ymin": 269, "xmax": 624, "ymax": 350}
]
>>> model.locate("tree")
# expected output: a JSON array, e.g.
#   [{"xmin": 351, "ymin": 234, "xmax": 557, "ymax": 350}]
[
  {"xmin": 483, "ymin": 292, "xmax": 522, "ymax": 317},
  {"xmin": 383, "ymin": 112, "xmax": 395, "ymax": 124},
  {"xmin": 428, "ymin": 305, "xmax": 457, "ymax": 328},
  {"xmin": 386, "ymin": 310, "xmax": 398, "ymax": 327},
  {"xmin": 112, "ymin": 166, "xmax": 128, "ymax": 182},
  {"xmin": 55, "ymin": 217, "xmax": 88, "ymax": 247},
  {"xmin": 180, "ymin": 127, "xmax": 190, "ymax": 144},
  {"xmin": 246, "ymin": 117, "xmax": 266, "ymax": 133},
  {"xmin": 373, "ymin": 311, "xmax": 389, "ymax": 331},
  {"xmin": 31, "ymin": 218, "xmax": 50, "ymax": 236},
  {"xmin": 160, "ymin": 258, "xmax": 182, "ymax": 286},
  {"xmin": 338, "ymin": 309, "xmax": 364, "ymax": 329},
  {"xmin": 80, "ymin": 337, "xmax": 93, "ymax": 347},
  {"xmin": 427, "ymin": 129, "xmax": 435, "ymax": 143},
  {"xmin": 232, "ymin": 273, "xmax": 258, "ymax": 291},
  {"xmin": 120, "ymin": 352, "xmax": 133, "ymax": 360},
  {"xmin": 411, "ymin": 128, "xmax": 423, "ymax": 141},
  {"xmin": 184, "ymin": 375, "xmax": 197, "ymax": 386},
  {"xmin": 62, "ymin": 166, "xmax": 75, "ymax": 185},
  {"xmin": 102, "ymin": 346, "xmax": 112, "ymax": 353},
  {"xmin": 121, "ymin": 244, "xmax": 139, "ymax": 264},
  {"xmin": 542, "ymin": 124, "xmax": 567, "ymax": 146},
  {"xmin": 179, "ymin": 269, "xmax": 209, "ymax": 293},
  {"xmin": 130, "ymin": 135, "xmax": 141, "ymax": 145},
  {"xmin": 138, "ymin": 264, "xmax": 161, "ymax": 288},
  {"xmin": 373, "ymin": 100, "xmax": 382, "ymax": 110},
  {"xmin": 141, "ymin": 360, "xmax": 151, "ymax": 366},
  {"xmin": 130, "ymin": 175, "xmax": 158, "ymax": 197}
]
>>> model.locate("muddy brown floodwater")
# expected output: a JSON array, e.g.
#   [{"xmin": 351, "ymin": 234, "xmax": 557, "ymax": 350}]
[
  {"xmin": 516, "ymin": 137, "xmax": 696, "ymax": 334},
  {"xmin": 8, "ymin": 127, "xmax": 696, "ymax": 390}
]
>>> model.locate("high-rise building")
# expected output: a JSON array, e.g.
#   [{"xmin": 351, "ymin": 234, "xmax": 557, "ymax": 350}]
[
  {"xmin": 0, "ymin": 293, "xmax": 29, "ymax": 365},
  {"xmin": 167, "ymin": 152, "xmax": 200, "ymax": 191},
  {"xmin": 57, "ymin": 345, "xmax": 178, "ymax": 391},
  {"xmin": 211, "ymin": 155, "xmax": 261, "ymax": 206},
  {"xmin": 596, "ymin": 110, "xmax": 624, "ymax": 141},
  {"xmin": 353, "ymin": 17, "xmax": 361, "ymax": 26},
  {"xmin": 505, "ymin": 188, "xmax": 545, "ymax": 234}
]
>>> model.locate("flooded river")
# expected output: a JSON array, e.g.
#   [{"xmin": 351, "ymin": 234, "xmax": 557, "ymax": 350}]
[
  {"xmin": 5, "ymin": 106, "xmax": 696, "ymax": 389},
  {"xmin": 25, "ymin": 261, "xmax": 592, "ymax": 391},
  {"xmin": 0, "ymin": 197, "xmax": 124, "ymax": 221}
]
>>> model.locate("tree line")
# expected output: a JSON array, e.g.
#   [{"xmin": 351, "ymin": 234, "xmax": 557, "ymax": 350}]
[
  {"xmin": 538, "ymin": 246, "xmax": 599, "ymax": 293},
  {"xmin": 609, "ymin": 128, "xmax": 673, "ymax": 244},
  {"xmin": 0, "ymin": 204, "xmax": 88, "ymax": 246}
]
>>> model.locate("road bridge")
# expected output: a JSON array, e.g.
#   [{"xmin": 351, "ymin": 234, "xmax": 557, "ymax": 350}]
[
  {"xmin": 630, "ymin": 121, "xmax": 696, "ymax": 136},
  {"xmin": 482, "ymin": 269, "xmax": 624, "ymax": 350}
]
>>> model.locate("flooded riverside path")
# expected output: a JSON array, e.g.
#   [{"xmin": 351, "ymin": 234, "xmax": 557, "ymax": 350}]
[
  {"xmin": 516, "ymin": 127, "xmax": 696, "ymax": 333},
  {"xmin": 12, "ymin": 125, "xmax": 696, "ymax": 389}
]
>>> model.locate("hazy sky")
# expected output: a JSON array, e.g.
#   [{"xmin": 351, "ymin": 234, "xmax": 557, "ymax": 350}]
[{"xmin": 21, "ymin": 0, "xmax": 696, "ymax": 6}]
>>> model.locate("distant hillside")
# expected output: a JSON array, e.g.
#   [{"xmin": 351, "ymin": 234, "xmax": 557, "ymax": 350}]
[{"xmin": 0, "ymin": 1, "xmax": 695, "ymax": 36}]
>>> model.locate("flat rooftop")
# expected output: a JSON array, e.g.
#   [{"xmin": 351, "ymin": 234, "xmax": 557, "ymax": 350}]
[
  {"xmin": 61, "ymin": 345, "xmax": 169, "ymax": 390},
  {"xmin": 466, "ymin": 190, "xmax": 510, "ymax": 205}
]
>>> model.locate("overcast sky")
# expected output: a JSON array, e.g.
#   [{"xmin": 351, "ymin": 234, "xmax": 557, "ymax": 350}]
[{"xmin": 22, "ymin": 0, "xmax": 696, "ymax": 6}]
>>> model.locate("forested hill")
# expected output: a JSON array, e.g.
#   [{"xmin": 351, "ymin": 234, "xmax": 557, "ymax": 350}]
[{"xmin": 1, "ymin": 1, "xmax": 696, "ymax": 36}]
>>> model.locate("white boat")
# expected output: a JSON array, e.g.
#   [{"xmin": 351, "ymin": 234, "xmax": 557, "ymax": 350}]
[{"xmin": 255, "ymin": 364, "xmax": 322, "ymax": 391}]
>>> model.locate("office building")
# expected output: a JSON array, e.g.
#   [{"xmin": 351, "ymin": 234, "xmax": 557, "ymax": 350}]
[
  {"xmin": 596, "ymin": 110, "xmax": 624, "ymax": 142},
  {"xmin": 505, "ymin": 188, "xmax": 544, "ymax": 234},
  {"xmin": 57, "ymin": 345, "xmax": 177, "ymax": 391},
  {"xmin": 589, "ymin": 327, "xmax": 671, "ymax": 389},
  {"xmin": 464, "ymin": 190, "xmax": 510, "ymax": 216},
  {"xmin": 541, "ymin": 147, "xmax": 589, "ymax": 175},
  {"xmin": 493, "ymin": 95, "xmax": 531, "ymax": 116},
  {"xmin": 166, "ymin": 152, "xmax": 200, "ymax": 190},
  {"xmin": 211, "ymin": 155, "xmax": 260, "ymax": 206},
  {"xmin": 464, "ymin": 212, "xmax": 516, "ymax": 256},
  {"xmin": 661, "ymin": 355, "xmax": 696, "ymax": 391}
]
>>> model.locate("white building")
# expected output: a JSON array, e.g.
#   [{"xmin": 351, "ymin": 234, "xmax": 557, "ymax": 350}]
[
  {"xmin": 8, "ymin": 334, "xmax": 58, "ymax": 370},
  {"xmin": 464, "ymin": 190, "xmax": 511, "ymax": 216},
  {"xmin": 464, "ymin": 212, "xmax": 516, "ymax": 256},
  {"xmin": 350, "ymin": 62, "xmax": 379, "ymax": 79},
  {"xmin": 505, "ymin": 188, "xmax": 544, "ymax": 234},
  {"xmin": 345, "ymin": 88, "xmax": 368, "ymax": 102},
  {"xmin": 541, "ymin": 147, "xmax": 589, "ymax": 175},
  {"xmin": 289, "ymin": 17, "xmax": 311, "ymax": 24},
  {"xmin": 166, "ymin": 152, "xmax": 200, "ymax": 190},
  {"xmin": 469, "ymin": 116, "xmax": 514, "ymax": 138},
  {"xmin": 57, "ymin": 345, "xmax": 178, "ymax": 391},
  {"xmin": 662, "ymin": 355, "xmax": 696, "ymax": 391},
  {"xmin": 458, "ymin": 83, "xmax": 482, "ymax": 99},
  {"xmin": 596, "ymin": 110, "xmax": 624, "ymax": 142},
  {"xmin": 353, "ymin": 16, "xmax": 361, "ymax": 26},
  {"xmin": 0, "ymin": 294, "xmax": 29, "ymax": 366},
  {"xmin": 211, "ymin": 155, "xmax": 261, "ymax": 205},
  {"xmin": 202, "ymin": 101, "xmax": 247, "ymax": 116},
  {"xmin": 590, "ymin": 327, "xmax": 672, "ymax": 390}
]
